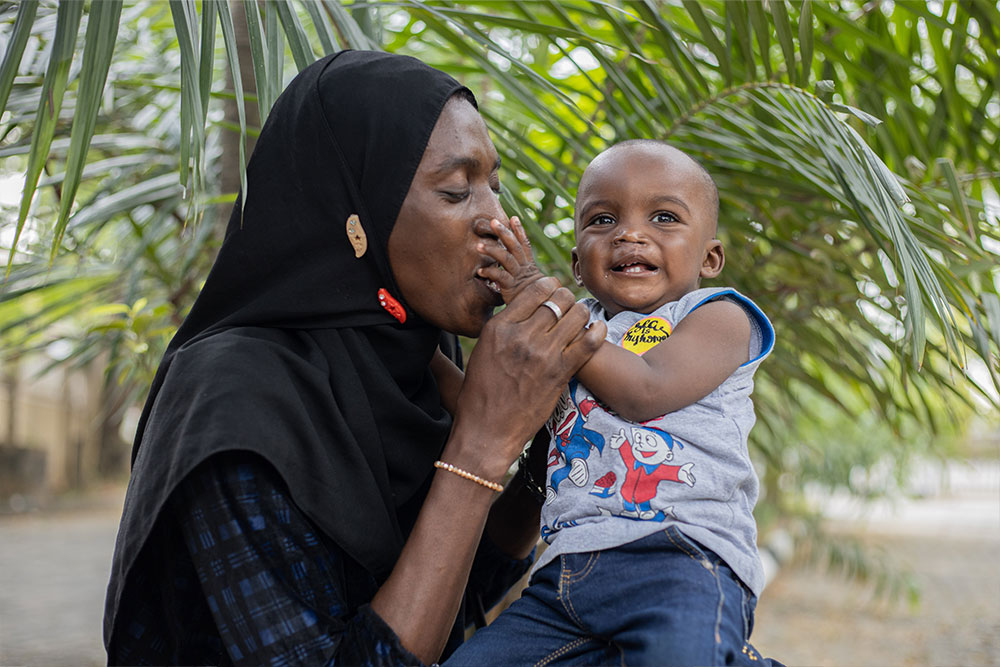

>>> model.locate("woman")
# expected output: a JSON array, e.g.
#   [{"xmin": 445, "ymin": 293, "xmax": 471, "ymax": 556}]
[{"xmin": 103, "ymin": 50, "xmax": 602, "ymax": 665}]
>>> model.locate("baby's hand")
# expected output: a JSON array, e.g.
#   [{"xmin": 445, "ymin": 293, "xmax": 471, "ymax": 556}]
[{"xmin": 476, "ymin": 216, "xmax": 546, "ymax": 304}]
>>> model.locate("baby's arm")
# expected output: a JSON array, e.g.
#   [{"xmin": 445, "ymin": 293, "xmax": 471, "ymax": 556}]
[
  {"xmin": 478, "ymin": 218, "xmax": 750, "ymax": 422},
  {"xmin": 430, "ymin": 348, "xmax": 464, "ymax": 416},
  {"xmin": 575, "ymin": 302, "xmax": 750, "ymax": 421}
]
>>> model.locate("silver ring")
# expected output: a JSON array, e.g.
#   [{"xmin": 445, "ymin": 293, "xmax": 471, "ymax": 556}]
[{"xmin": 541, "ymin": 300, "xmax": 563, "ymax": 320}]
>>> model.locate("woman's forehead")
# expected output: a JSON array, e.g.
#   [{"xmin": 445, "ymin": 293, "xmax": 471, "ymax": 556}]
[
  {"xmin": 421, "ymin": 99, "xmax": 498, "ymax": 173},
  {"xmin": 430, "ymin": 154, "xmax": 502, "ymax": 177}
]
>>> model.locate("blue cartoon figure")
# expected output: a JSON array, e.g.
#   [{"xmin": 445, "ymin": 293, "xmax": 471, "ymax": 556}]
[
  {"xmin": 539, "ymin": 516, "xmax": 580, "ymax": 544},
  {"xmin": 546, "ymin": 380, "xmax": 605, "ymax": 504},
  {"xmin": 609, "ymin": 426, "xmax": 695, "ymax": 521}
]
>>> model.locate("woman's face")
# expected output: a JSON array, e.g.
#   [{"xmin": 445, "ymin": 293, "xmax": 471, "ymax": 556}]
[{"xmin": 388, "ymin": 97, "xmax": 509, "ymax": 337}]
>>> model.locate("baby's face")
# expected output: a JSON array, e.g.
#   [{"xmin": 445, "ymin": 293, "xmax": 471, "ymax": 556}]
[
  {"xmin": 572, "ymin": 144, "xmax": 722, "ymax": 317},
  {"xmin": 630, "ymin": 427, "xmax": 673, "ymax": 465}
]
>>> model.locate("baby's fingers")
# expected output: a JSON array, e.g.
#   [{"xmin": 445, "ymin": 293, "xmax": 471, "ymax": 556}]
[
  {"xmin": 510, "ymin": 216, "xmax": 532, "ymax": 253},
  {"xmin": 490, "ymin": 219, "xmax": 533, "ymax": 265},
  {"xmin": 476, "ymin": 238, "xmax": 521, "ymax": 281},
  {"xmin": 477, "ymin": 263, "xmax": 516, "ymax": 291}
]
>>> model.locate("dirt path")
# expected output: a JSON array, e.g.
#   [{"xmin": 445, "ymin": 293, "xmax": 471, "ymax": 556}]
[
  {"xmin": 752, "ymin": 531, "xmax": 999, "ymax": 666},
  {"xmin": 0, "ymin": 501, "xmax": 122, "ymax": 667},
  {"xmin": 751, "ymin": 461, "xmax": 1000, "ymax": 667}
]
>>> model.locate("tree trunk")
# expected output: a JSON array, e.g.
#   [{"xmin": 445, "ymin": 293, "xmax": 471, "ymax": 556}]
[
  {"xmin": 95, "ymin": 362, "xmax": 129, "ymax": 479},
  {"xmin": 3, "ymin": 355, "xmax": 19, "ymax": 448},
  {"xmin": 217, "ymin": 0, "xmax": 261, "ymax": 235}
]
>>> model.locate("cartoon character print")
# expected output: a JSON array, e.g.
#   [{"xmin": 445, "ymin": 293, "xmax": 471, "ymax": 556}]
[
  {"xmin": 608, "ymin": 425, "xmax": 695, "ymax": 521},
  {"xmin": 546, "ymin": 379, "xmax": 605, "ymax": 504},
  {"xmin": 589, "ymin": 471, "xmax": 617, "ymax": 498}
]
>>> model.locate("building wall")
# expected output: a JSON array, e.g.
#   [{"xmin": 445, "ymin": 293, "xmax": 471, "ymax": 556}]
[{"xmin": 0, "ymin": 354, "xmax": 104, "ymax": 498}]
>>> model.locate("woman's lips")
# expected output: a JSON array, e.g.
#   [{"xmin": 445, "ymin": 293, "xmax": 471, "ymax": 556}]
[
  {"xmin": 475, "ymin": 263, "xmax": 502, "ymax": 296},
  {"xmin": 474, "ymin": 273, "xmax": 503, "ymax": 306}
]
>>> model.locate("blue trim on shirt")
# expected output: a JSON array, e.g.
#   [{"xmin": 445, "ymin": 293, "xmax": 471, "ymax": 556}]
[{"xmin": 687, "ymin": 289, "xmax": 775, "ymax": 366}]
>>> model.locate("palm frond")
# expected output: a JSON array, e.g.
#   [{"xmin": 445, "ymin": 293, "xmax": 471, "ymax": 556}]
[
  {"xmin": 8, "ymin": 0, "xmax": 82, "ymax": 272},
  {"xmin": 51, "ymin": 0, "xmax": 122, "ymax": 258}
]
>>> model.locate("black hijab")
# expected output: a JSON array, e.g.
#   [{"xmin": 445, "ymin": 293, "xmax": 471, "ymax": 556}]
[{"xmin": 104, "ymin": 50, "xmax": 472, "ymax": 643}]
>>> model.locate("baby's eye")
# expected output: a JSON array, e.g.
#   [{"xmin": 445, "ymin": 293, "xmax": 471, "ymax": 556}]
[
  {"xmin": 652, "ymin": 212, "xmax": 678, "ymax": 223},
  {"xmin": 590, "ymin": 214, "xmax": 615, "ymax": 226}
]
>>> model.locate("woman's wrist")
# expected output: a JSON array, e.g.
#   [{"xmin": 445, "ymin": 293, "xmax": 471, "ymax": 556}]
[
  {"xmin": 444, "ymin": 421, "xmax": 525, "ymax": 484},
  {"xmin": 434, "ymin": 460, "xmax": 504, "ymax": 494}
]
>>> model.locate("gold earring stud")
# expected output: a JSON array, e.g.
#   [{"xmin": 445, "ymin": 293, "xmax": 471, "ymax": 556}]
[{"xmin": 346, "ymin": 214, "xmax": 367, "ymax": 258}]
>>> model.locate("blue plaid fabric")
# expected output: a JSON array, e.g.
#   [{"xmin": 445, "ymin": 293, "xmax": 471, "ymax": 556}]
[{"xmin": 108, "ymin": 452, "xmax": 529, "ymax": 666}]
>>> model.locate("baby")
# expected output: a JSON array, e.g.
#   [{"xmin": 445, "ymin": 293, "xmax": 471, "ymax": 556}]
[{"xmin": 447, "ymin": 140, "xmax": 780, "ymax": 666}]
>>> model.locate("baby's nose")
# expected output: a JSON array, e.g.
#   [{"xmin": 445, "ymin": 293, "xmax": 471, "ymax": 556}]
[{"xmin": 613, "ymin": 220, "xmax": 646, "ymax": 243}]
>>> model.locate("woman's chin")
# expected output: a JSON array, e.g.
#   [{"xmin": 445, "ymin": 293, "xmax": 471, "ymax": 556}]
[{"xmin": 452, "ymin": 302, "xmax": 497, "ymax": 339}]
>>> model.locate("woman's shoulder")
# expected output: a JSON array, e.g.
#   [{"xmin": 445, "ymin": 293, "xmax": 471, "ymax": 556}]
[
  {"xmin": 180, "ymin": 326, "xmax": 323, "ymax": 361},
  {"xmin": 171, "ymin": 327, "xmax": 329, "ymax": 378},
  {"xmin": 153, "ymin": 327, "xmax": 333, "ymax": 417}
]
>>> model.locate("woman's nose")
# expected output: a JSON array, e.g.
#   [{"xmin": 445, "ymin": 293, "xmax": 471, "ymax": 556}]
[
  {"xmin": 483, "ymin": 190, "xmax": 508, "ymax": 227},
  {"xmin": 473, "ymin": 196, "xmax": 508, "ymax": 236}
]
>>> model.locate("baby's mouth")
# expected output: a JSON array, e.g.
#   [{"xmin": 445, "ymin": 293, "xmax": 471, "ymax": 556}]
[{"xmin": 613, "ymin": 261, "xmax": 658, "ymax": 274}]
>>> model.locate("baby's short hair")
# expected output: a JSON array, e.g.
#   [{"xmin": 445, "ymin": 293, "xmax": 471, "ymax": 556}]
[{"xmin": 602, "ymin": 139, "xmax": 720, "ymax": 234}]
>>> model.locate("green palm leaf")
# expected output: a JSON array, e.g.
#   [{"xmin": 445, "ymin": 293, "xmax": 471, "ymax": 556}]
[
  {"xmin": 0, "ymin": 1, "xmax": 38, "ymax": 122},
  {"xmin": 168, "ymin": 0, "xmax": 206, "ymax": 224},
  {"xmin": 8, "ymin": 0, "xmax": 82, "ymax": 273},
  {"xmin": 51, "ymin": 0, "xmax": 122, "ymax": 259}
]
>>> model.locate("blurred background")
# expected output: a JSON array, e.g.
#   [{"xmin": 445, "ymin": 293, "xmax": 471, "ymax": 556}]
[{"xmin": 1, "ymin": 1, "xmax": 997, "ymax": 665}]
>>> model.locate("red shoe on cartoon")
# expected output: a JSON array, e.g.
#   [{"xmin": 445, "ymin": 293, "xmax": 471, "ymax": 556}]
[{"xmin": 589, "ymin": 471, "xmax": 617, "ymax": 498}]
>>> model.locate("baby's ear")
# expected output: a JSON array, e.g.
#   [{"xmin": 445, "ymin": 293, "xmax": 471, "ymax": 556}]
[
  {"xmin": 571, "ymin": 248, "xmax": 584, "ymax": 286},
  {"xmin": 700, "ymin": 239, "xmax": 725, "ymax": 279}
]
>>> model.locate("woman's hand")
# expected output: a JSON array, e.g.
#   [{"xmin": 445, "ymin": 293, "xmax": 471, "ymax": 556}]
[
  {"xmin": 447, "ymin": 274, "xmax": 606, "ymax": 482},
  {"xmin": 476, "ymin": 216, "xmax": 546, "ymax": 305}
]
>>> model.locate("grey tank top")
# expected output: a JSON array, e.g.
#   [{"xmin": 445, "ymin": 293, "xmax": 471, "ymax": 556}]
[{"xmin": 535, "ymin": 287, "xmax": 774, "ymax": 595}]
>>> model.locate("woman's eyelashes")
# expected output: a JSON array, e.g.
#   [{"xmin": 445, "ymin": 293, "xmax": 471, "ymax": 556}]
[
  {"xmin": 441, "ymin": 180, "xmax": 502, "ymax": 202},
  {"xmin": 442, "ymin": 189, "xmax": 470, "ymax": 202}
]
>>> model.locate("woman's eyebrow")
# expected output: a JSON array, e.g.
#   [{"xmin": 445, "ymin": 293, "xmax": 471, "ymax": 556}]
[{"xmin": 432, "ymin": 155, "xmax": 502, "ymax": 175}]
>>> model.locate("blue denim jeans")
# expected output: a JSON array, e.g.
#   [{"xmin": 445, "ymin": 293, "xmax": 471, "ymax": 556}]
[{"xmin": 446, "ymin": 526, "xmax": 779, "ymax": 666}]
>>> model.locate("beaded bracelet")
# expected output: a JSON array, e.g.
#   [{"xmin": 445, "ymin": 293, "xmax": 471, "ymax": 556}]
[{"xmin": 434, "ymin": 460, "xmax": 504, "ymax": 493}]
